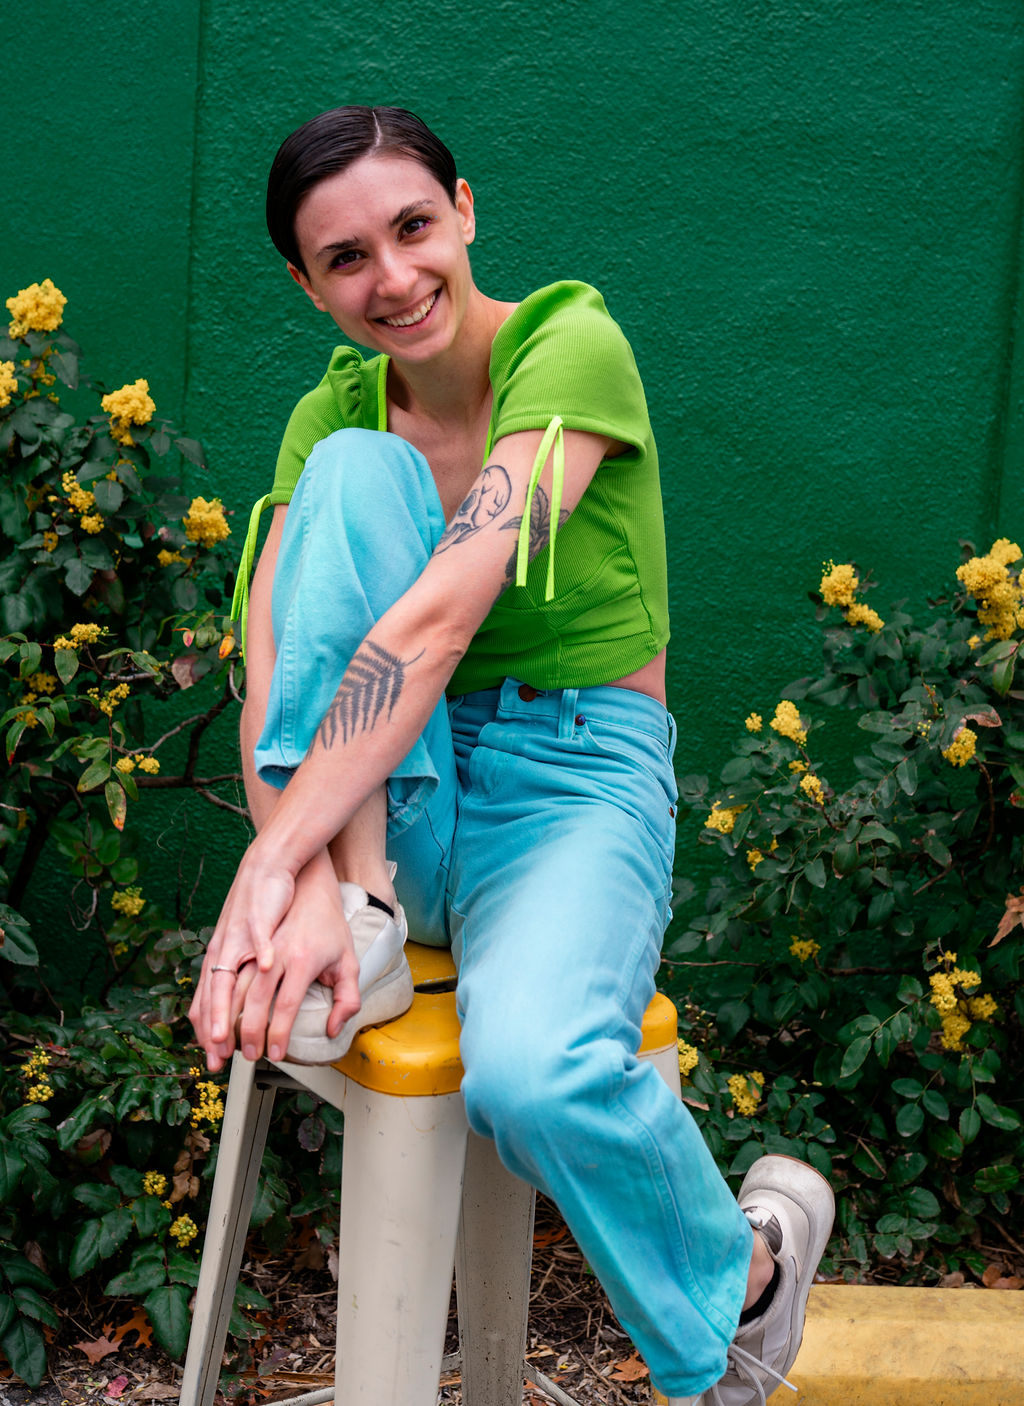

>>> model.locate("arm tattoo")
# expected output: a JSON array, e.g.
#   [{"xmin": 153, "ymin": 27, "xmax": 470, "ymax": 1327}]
[
  {"xmin": 499, "ymin": 483, "xmax": 571, "ymax": 587},
  {"xmin": 434, "ymin": 464, "xmax": 512, "ymax": 553},
  {"xmin": 314, "ymin": 640, "xmax": 425, "ymax": 750}
]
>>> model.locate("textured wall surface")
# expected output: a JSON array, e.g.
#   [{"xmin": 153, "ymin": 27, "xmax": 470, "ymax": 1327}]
[{"xmin": 3, "ymin": 0, "xmax": 1024, "ymax": 944}]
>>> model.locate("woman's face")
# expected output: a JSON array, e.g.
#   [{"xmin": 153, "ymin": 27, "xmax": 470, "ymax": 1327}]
[{"xmin": 289, "ymin": 153, "xmax": 476, "ymax": 363}]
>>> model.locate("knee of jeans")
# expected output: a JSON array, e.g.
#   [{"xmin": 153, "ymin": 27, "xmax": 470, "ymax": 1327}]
[{"xmin": 461, "ymin": 1029, "xmax": 620, "ymax": 1144}]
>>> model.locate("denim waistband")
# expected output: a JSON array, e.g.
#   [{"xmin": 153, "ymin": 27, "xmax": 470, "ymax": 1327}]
[{"xmin": 452, "ymin": 677, "xmax": 675, "ymax": 748}]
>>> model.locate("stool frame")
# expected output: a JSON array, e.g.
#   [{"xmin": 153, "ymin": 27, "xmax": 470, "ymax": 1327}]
[{"xmin": 179, "ymin": 973, "xmax": 680, "ymax": 1406}]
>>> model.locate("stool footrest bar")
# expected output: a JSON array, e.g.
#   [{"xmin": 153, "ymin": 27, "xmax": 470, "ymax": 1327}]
[{"xmin": 524, "ymin": 1362, "xmax": 585, "ymax": 1406}]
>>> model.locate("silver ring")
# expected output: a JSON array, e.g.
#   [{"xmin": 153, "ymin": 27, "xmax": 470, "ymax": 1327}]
[{"xmin": 210, "ymin": 964, "xmax": 237, "ymax": 974}]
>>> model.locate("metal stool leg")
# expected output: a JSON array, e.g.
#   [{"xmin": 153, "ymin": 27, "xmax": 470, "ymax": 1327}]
[
  {"xmin": 455, "ymin": 1129, "xmax": 536, "ymax": 1406},
  {"xmin": 333, "ymin": 1087, "xmax": 469, "ymax": 1405},
  {"xmin": 179, "ymin": 1053, "xmax": 278, "ymax": 1406}
]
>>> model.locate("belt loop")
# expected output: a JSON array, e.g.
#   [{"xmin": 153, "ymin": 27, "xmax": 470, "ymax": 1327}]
[{"xmin": 558, "ymin": 688, "xmax": 579, "ymax": 740}]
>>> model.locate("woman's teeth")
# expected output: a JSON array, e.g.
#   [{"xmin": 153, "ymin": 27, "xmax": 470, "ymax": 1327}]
[{"xmin": 379, "ymin": 291, "xmax": 438, "ymax": 327}]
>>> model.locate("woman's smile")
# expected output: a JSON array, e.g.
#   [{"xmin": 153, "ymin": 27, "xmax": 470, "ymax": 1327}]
[{"xmin": 375, "ymin": 288, "xmax": 441, "ymax": 329}]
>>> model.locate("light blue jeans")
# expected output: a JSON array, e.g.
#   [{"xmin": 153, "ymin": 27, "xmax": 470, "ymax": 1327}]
[{"xmin": 255, "ymin": 428, "xmax": 752, "ymax": 1396}]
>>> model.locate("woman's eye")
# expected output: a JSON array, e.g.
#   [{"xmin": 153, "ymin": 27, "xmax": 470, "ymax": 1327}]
[
  {"xmin": 330, "ymin": 249, "xmax": 362, "ymax": 269},
  {"xmin": 402, "ymin": 216, "xmax": 432, "ymax": 237}
]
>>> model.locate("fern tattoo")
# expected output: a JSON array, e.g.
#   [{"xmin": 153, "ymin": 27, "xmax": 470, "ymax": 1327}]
[{"xmin": 315, "ymin": 640, "xmax": 425, "ymax": 750}]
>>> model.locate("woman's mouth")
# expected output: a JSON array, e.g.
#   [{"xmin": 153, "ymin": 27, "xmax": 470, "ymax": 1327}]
[{"xmin": 376, "ymin": 290, "xmax": 440, "ymax": 329}]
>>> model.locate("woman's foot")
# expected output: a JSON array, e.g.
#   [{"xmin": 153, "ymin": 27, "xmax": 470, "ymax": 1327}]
[{"xmin": 283, "ymin": 875, "xmax": 413, "ymax": 1064}]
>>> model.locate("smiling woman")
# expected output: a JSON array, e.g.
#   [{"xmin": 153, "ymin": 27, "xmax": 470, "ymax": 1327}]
[{"xmin": 186, "ymin": 103, "xmax": 834, "ymax": 1405}]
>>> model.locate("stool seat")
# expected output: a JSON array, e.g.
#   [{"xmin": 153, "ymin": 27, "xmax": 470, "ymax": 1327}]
[{"xmin": 180, "ymin": 939, "xmax": 681, "ymax": 1406}]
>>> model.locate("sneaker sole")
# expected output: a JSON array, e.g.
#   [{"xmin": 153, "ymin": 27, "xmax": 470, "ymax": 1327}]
[{"xmin": 284, "ymin": 962, "xmax": 415, "ymax": 1065}]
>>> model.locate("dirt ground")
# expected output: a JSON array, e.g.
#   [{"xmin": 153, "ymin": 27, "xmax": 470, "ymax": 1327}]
[{"xmin": 2, "ymin": 1197, "xmax": 662, "ymax": 1406}]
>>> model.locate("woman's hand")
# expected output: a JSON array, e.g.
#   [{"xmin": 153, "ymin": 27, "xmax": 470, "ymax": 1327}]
[{"xmin": 189, "ymin": 848, "xmax": 360, "ymax": 1071}]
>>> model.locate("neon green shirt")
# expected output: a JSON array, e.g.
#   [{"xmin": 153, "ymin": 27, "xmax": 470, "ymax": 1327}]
[{"xmin": 250, "ymin": 280, "xmax": 668, "ymax": 692}]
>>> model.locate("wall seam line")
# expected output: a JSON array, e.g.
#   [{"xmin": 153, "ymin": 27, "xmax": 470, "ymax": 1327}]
[
  {"xmin": 182, "ymin": 0, "xmax": 208, "ymax": 426},
  {"xmin": 991, "ymin": 47, "xmax": 1024, "ymax": 538}
]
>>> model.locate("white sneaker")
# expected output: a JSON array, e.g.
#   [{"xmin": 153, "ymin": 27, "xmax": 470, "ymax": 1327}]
[
  {"xmin": 698, "ymin": 1155, "xmax": 834, "ymax": 1406},
  {"xmin": 284, "ymin": 869, "xmax": 413, "ymax": 1065}
]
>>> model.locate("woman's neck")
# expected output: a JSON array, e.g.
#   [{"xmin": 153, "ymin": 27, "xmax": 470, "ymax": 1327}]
[{"xmin": 387, "ymin": 288, "xmax": 516, "ymax": 429}]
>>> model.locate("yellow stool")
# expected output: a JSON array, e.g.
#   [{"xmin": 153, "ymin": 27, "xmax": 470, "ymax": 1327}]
[{"xmin": 179, "ymin": 943, "xmax": 680, "ymax": 1406}]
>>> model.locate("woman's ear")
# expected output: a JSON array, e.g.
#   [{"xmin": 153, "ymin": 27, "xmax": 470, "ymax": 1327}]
[
  {"xmin": 455, "ymin": 179, "xmax": 476, "ymax": 247},
  {"xmin": 287, "ymin": 262, "xmax": 327, "ymax": 311}
]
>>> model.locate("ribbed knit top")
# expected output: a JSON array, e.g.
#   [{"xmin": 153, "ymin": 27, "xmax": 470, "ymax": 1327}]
[{"xmin": 270, "ymin": 281, "xmax": 669, "ymax": 692}]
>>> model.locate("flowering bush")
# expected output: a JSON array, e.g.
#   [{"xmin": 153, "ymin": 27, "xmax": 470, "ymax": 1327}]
[{"xmin": 671, "ymin": 544, "xmax": 1024, "ymax": 1284}]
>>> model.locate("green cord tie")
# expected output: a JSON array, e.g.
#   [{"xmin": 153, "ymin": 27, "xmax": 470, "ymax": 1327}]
[{"xmin": 515, "ymin": 416, "xmax": 564, "ymax": 600}]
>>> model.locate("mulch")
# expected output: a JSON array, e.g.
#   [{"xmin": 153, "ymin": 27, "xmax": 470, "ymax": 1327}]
[
  {"xmin": 6, "ymin": 1195, "xmax": 1024, "ymax": 1406},
  {"xmin": 1, "ymin": 1195, "xmax": 658, "ymax": 1406}
]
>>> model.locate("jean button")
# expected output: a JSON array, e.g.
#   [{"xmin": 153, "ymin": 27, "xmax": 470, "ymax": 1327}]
[
  {"xmin": 518, "ymin": 684, "xmax": 538, "ymax": 701},
  {"xmin": 575, "ymin": 713, "xmax": 586, "ymax": 726}
]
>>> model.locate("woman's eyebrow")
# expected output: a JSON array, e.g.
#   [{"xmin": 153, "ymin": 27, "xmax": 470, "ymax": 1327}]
[{"xmin": 314, "ymin": 202, "xmax": 437, "ymax": 266}]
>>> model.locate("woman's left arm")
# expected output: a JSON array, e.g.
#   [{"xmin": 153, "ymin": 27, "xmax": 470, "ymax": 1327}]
[{"xmin": 206, "ymin": 427, "xmax": 616, "ymax": 1017}]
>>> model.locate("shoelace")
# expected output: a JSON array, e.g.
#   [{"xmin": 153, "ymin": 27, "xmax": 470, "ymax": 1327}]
[{"xmin": 706, "ymin": 1342, "xmax": 797, "ymax": 1406}]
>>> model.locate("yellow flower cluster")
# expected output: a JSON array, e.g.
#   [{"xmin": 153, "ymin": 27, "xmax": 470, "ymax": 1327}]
[
  {"xmin": 116, "ymin": 753, "xmax": 160, "ymax": 775},
  {"xmin": 0, "ymin": 360, "xmax": 17, "ymax": 408},
  {"xmin": 101, "ymin": 378, "xmax": 155, "ymax": 446},
  {"xmin": 183, "ymin": 496, "xmax": 230, "ymax": 549},
  {"xmin": 790, "ymin": 936, "xmax": 820, "ymax": 963},
  {"xmin": 61, "ymin": 470, "xmax": 96, "ymax": 516},
  {"xmin": 87, "ymin": 682, "xmax": 130, "ymax": 716},
  {"xmin": 820, "ymin": 561, "xmax": 859, "ymax": 607},
  {"xmin": 42, "ymin": 530, "xmax": 58, "ymax": 552},
  {"xmin": 111, "ymin": 886, "xmax": 145, "ymax": 917},
  {"xmin": 677, "ymin": 1040, "xmax": 700, "ymax": 1078},
  {"xmin": 746, "ymin": 848, "xmax": 764, "ymax": 871},
  {"xmin": 745, "ymin": 713, "xmax": 762, "ymax": 733},
  {"xmin": 7, "ymin": 279, "xmax": 66, "ymax": 338},
  {"xmin": 942, "ymin": 727, "xmax": 977, "ymax": 768},
  {"xmin": 191, "ymin": 1080, "xmax": 225, "ymax": 1128},
  {"xmin": 789, "ymin": 759, "xmax": 807, "ymax": 774},
  {"xmin": 819, "ymin": 559, "xmax": 885, "ymax": 633},
  {"xmin": 770, "ymin": 700, "xmax": 807, "ymax": 746},
  {"xmin": 800, "ymin": 772, "xmax": 826, "ymax": 805},
  {"xmin": 80, "ymin": 514, "xmax": 103, "ymax": 535},
  {"xmin": 170, "ymin": 1215, "xmax": 199, "ymax": 1248},
  {"xmin": 142, "ymin": 1171, "xmax": 167, "ymax": 1198},
  {"xmin": 705, "ymin": 801, "xmax": 744, "ymax": 834},
  {"xmin": 728, "ymin": 1071, "xmax": 764, "ymax": 1117},
  {"xmin": 26, "ymin": 672, "xmax": 57, "ymax": 695},
  {"xmin": 54, "ymin": 622, "xmax": 102, "ymax": 651},
  {"xmin": 955, "ymin": 539, "xmax": 1023, "ymax": 641},
  {"xmin": 846, "ymin": 602, "xmax": 884, "ymax": 633},
  {"xmin": 928, "ymin": 958, "xmax": 995, "ymax": 1051},
  {"xmin": 22, "ymin": 1047, "xmax": 54, "ymax": 1104},
  {"xmin": 157, "ymin": 549, "xmax": 186, "ymax": 567}
]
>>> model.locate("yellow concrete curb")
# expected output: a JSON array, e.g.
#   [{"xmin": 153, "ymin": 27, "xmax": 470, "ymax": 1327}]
[
  {"xmin": 772, "ymin": 1284, "xmax": 1024, "ymax": 1405},
  {"xmin": 653, "ymin": 1285, "xmax": 1024, "ymax": 1404}
]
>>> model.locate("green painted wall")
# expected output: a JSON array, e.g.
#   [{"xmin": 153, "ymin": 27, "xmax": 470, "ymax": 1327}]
[{"xmin": 3, "ymin": 0, "xmax": 1024, "ymax": 943}]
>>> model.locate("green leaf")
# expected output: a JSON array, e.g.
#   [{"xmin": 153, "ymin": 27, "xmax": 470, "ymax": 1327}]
[
  {"xmin": 11, "ymin": 1285, "xmax": 57, "ymax": 1329},
  {"xmin": 0, "ymin": 920, "xmax": 39, "ymax": 967},
  {"xmin": 921, "ymin": 833, "xmax": 952, "ymax": 868},
  {"xmin": 0, "ymin": 1145, "xmax": 27, "ymax": 1203},
  {"xmin": 960, "ymin": 1106, "xmax": 983, "ymax": 1144},
  {"xmin": 64, "ymin": 558, "xmax": 94, "ymax": 597},
  {"xmin": 54, "ymin": 647, "xmax": 79, "ymax": 684},
  {"xmin": 897, "ymin": 976, "xmax": 923, "ymax": 1003},
  {"xmin": 976, "ymin": 1093, "xmax": 1021, "ymax": 1131},
  {"xmin": 928, "ymin": 1126, "xmax": 963, "ymax": 1159},
  {"xmin": 974, "ymin": 1164, "xmax": 1020, "ymax": 1194},
  {"xmin": 68, "ymin": 1219, "xmax": 103, "ymax": 1278},
  {"xmin": 832, "ymin": 841, "xmax": 859, "ymax": 875},
  {"xmin": 72, "ymin": 1183, "xmax": 120, "ymax": 1215},
  {"xmin": 867, "ymin": 890, "xmax": 895, "ymax": 926},
  {"xmin": 805, "ymin": 856, "xmax": 827, "ymax": 889},
  {"xmin": 888, "ymin": 1152, "xmax": 928, "ymax": 1187},
  {"xmin": 903, "ymin": 1187, "xmax": 940, "ymax": 1219},
  {"xmin": 104, "ymin": 1243, "xmax": 166, "ymax": 1298},
  {"xmin": 105, "ymin": 780, "xmax": 127, "ymax": 831},
  {"xmin": 175, "ymin": 436, "xmax": 205, "ymax": 467},
  {"xmin": 715, "ymin": 999, "xmax": 751, "ymax": 1043},
  {"xmin": 895, "ymin": 1103, "xmax": 924, "ymax": 1138},
  {"xmin": 144, "ymin": 1283, "xmax": 191, "ymax": 1357},
  {"xmin": 0, "ymin": 1295, "xmax": 14, "ymax": 1340},
  {"xmin": 131, "ymin": 1194, "xmax": 171, "ymax": 1239},
  {"xmin": 921, "ymin": 1090, "xmax": 950, "ymax": 1121},
  {"xmin": 1, "ymin": 1314, "xmax": 46, "ymax": 1388},
  {"xmin": 840, "ymin": 1036, "xmax": 872, "ymax": 1079},
  {"xmin": 993, "ymin": 655, "xmax": 1016, "ymax": 696},
  {"xmin": 92, "ymin": 479, "xmax": 124, "ymax": 513},
  {"xmin": 77, "ymin": 759, "xmax": 111, "ymax": 793}
]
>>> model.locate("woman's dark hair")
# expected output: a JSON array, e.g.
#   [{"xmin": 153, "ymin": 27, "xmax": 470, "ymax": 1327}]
[{"xmin": 267, "ymin": 105, "xmax": 458, "ymax": 272}]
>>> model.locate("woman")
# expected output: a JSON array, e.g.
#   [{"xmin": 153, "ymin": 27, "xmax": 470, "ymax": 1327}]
[{"xmin": 188, "ymin": 105, "xmax": 833, "ymax": 1405}]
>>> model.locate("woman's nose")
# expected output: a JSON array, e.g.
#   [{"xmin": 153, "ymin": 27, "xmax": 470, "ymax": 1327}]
[{"xmin": 374, "ymin": 249, "xmax": 418, "ymax": 301}]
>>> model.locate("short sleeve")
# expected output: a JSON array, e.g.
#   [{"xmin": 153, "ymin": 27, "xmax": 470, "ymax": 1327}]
[
  {"xmin": 489, "ymin": 283, "xmax": 651, "ymax": 458},
  {"xmin": 270, "ymin": 347, "xmax": 369, "ymax": 504}
]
